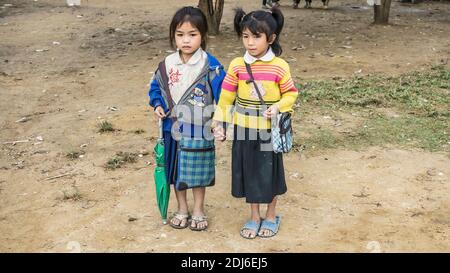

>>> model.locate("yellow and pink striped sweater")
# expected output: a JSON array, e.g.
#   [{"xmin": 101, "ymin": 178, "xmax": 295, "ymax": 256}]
[{"xmin": 213, "ymin": 56, "xmax": 299, "ymax": 129}]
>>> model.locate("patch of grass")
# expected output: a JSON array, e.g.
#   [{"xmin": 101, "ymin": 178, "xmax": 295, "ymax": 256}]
[
  {"xmin": 355, "ymin": 116, "xmax": 450, "ymax": 152},
  {"xmin": 62, "ymin": 187, "xmax": 82, "ymax": 201},
  {"xmin": 105, "ymin": 152, "xmax": 138, "ymax": 170},
  {"xmin": 302, "ymin": 129, "xmax": 340, "ymax": 150},
  {"xmin": 106, "ymin": 157, "xmax": 123, "ymax": 169},
  {"xmin": 298, "ymin": 66, "xmax": 450, "ymax": 117},
  {"xmin": 296, "ymin": 67, "xmax": 450, "ymax": 155},
  {"xmin": 300, "ymin": 115, "xmax": 449, "ymax": 154},
  {"xmin": 66, "ymin": 150, "xmax": 85, "ymax": 159},
  {"xmin": 97, "ymin": 121, "xmax": 115, "ymax": 133},
  {"xmin": 117, "ymin": 151, "xmax": 138, "ymax": 163}
]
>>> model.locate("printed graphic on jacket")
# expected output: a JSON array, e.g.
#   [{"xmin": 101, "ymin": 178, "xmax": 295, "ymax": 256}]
[
  {"xmin": 187, "ymin": 83, "xmax": 208, "ymax": 107},
  {"xmin": 168, "ymin": 68, "xmax": 182, "ymax": 87}
]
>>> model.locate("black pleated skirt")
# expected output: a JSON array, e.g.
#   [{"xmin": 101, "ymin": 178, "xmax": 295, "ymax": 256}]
[{"xmin": 231, "ymin": 125, "xmax": 287, "ymax": 203}]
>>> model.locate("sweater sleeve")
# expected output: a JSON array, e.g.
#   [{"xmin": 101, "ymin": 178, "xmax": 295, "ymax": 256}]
[
  {"xmin": 274, "ymin": 63, "xmax": 299, "ymax": 113},
  {"xmin": 213, "ymin": 59, "xmax": 239, "ymax": 124},
  {"xmin": 148, "ymin": 70, "xmax": 168, "ymax": 112}
]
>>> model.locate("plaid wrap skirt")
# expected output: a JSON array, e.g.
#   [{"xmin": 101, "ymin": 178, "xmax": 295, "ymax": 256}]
[{"xmin": 175, "ymin": 137, "xmax": 215, "ymax": 191}]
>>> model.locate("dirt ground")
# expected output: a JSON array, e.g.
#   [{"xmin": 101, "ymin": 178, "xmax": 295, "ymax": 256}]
[{"xmin": 0, "ymin": 0, "xmax": 449, "ymax": 252}]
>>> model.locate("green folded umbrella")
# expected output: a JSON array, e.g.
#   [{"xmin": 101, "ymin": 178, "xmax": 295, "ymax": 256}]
[{"xmin": 153, "ymin": 119, "xmax": 170, "ymax": 224}]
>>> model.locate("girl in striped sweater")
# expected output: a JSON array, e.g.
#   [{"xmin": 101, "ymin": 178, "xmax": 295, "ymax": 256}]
[{"xmin": 212, "ymin": 7, "xmax": 299, "ymax": 239}]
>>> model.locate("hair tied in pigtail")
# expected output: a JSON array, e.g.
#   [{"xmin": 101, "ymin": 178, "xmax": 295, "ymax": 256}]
[{"xmin": 234, "ymin": 8, "xmax": 247, "ymax": 36}]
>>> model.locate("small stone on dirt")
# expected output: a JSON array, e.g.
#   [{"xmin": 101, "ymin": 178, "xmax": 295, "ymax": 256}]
[
  {"xmin": 128, "ymin": 216, "xmax": 138, "ymax": 222},
  {"xmin": 15, "ymin": 117, "xmax": 31, "ymax": 123},
  {"xmin": 427, "ymin": 169, "xmax": 437, "ymax": 176},
  {"xmin": 289, "ymin": 172, "xmax": 304, "ymax": 180}
]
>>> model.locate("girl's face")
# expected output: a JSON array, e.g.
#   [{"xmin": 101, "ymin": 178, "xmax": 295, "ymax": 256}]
[
  {"xmin": 242, "ymin": 29, "xmax": 275, "ymax": 59},
  {"xmin": 175, "ymin": 22, "xmax": 202, "ymax": 61}
]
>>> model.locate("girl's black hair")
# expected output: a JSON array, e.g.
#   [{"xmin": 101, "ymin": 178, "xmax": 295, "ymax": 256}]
[
  {"xmin": 234, "ymin": 7, "xmax": 284, "ymax": 56},
  {"xmin": 169, "ymin": 6, "xmax": 208, "ymax": 50}
]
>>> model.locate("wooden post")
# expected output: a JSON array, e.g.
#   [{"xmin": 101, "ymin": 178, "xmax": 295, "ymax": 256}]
[
  {"xmin": 374, "ymin": 0, "xmax": 392, "ymax": 25},
  {"xmin": 198, "ymin": 0, "xmax": 224, "ymax": 35}
]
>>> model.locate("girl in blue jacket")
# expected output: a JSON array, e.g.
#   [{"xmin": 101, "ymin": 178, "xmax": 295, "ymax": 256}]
[{"xmin": 148, "ymin": 6, "xmax": 225, "ymax": 231}]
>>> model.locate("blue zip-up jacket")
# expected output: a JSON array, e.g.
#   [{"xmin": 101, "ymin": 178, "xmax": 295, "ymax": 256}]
[{"xmin": 148, "ymin": 53, "xmax": 225, "ymax": 133}]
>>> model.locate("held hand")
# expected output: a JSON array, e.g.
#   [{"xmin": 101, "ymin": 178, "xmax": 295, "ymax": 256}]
[
  {"xmin": 213, "ymin": 126, "xmax": 226, "ymax": 141},
  {"xmin": 263, "ymin": 104, "xmax": 279, "ymax": 119},
  {"xmin": 211, "ymin": 120, "xmax": 219, "ymax": 129},
  {"xmin": 154, "ymin": 106, "xmax": 166, "ymax": 119}
]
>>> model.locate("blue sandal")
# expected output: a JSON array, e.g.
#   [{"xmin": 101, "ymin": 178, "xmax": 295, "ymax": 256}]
[
  {"xmin": 240, "ymin": 220, "xmax": 261, "ymax": 239},
  {"xmin": 258, "ymin": 215, "xmax": 281, "ymax": 238}
]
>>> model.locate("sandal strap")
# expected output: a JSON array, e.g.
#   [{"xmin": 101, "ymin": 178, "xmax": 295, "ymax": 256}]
[
  {"xmin": 259, "ymin": 216, "xmax": 281, "ymax": 234},
  {"xmin": 172, "ymin": 212, "xmax": 190, "ymax": 221},
  {"xmin": 191, "ymin": 215, "xmax": 208, "ymax": 222},
  {"xmin": 241, "ymin": 220, "xmax": 261, "ymax": 232}
]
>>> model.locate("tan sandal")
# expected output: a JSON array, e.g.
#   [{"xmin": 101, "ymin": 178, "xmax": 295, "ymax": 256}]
[
  {"xmin": 189, "ymin": 215, "xmax": 208, "ymax": 231},
  {"xmin": 169, "ymin": 212, "xmax": 190, "ymax": 229}
]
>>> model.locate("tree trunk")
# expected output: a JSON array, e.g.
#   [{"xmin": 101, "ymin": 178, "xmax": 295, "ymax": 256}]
[
  {"xmin": 198, "ymin": 0, "xmax": 224, "ymax": 35},
  {"xmin": 373, "ymin": 0, "xmax": 392, "ymax": 25}
]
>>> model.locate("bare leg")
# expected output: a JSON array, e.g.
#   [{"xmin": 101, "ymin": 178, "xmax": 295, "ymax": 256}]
[
  {"xmin": 241, "ymin": 203, "xmax": 261, "ymax": 239},
  {"xmin": 191, "ymin": 187, "xmax": 208, "ymax": 230},
  {"xmin": 259, "ymin": 196, "xmax": 278, "ymax": 237},
  {"xmin": 170, "ymin": 189, "xmax": 189, "ymax": 227}
]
